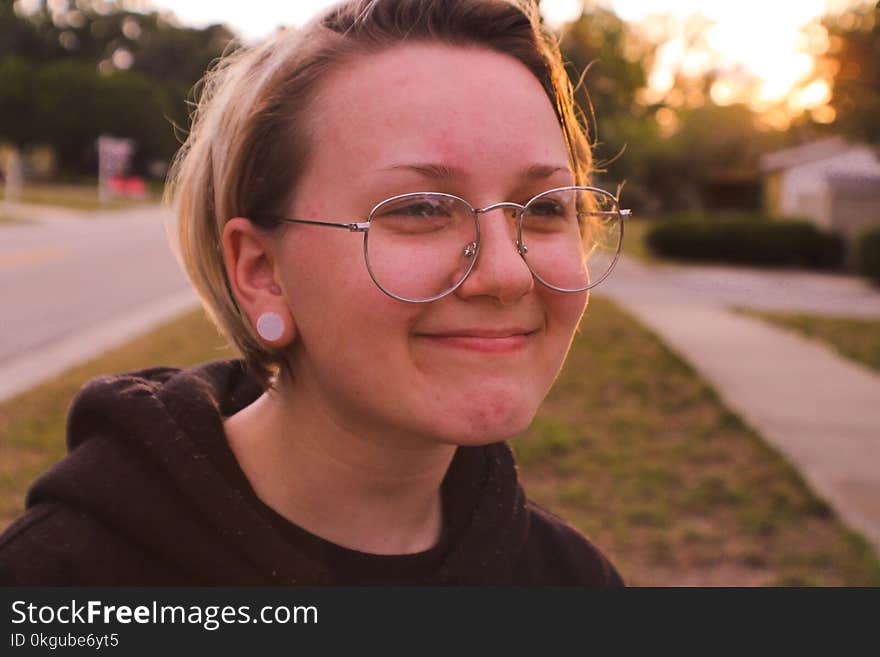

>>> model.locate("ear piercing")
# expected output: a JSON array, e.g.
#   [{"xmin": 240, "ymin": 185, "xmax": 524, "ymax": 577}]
[{"xmin": 256, "ymin": 312, "xmax": 285, "ymax": 342}]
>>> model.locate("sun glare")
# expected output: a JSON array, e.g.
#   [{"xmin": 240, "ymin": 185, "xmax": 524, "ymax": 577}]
[{"xmin": 608, "ymin": 0, "xmax": 848, "ymax": 122}]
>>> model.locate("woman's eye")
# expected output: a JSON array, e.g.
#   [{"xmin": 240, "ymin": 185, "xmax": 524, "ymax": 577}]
[
  {"xmin": 527, "ymin": 200, "xmax": 566, "ymax": 217},
  {"xmin": 400, "ymin": 202, "xmax": 448, "ymax": 217}
]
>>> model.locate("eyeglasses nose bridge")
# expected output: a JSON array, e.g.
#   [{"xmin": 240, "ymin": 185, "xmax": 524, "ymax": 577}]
[
  {"xmin": 472, "ymin": 201, "xmax": 524, "ymax": 240},
  {"xmin": 474, "ymin": 201, "xmax": 525, "ymax": 216},
  {"xmin": 469, "ymin": 201, "xmax": 528, "ymax": 260}
]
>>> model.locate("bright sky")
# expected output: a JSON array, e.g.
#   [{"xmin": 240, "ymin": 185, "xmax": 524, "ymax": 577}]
[{"xmin": 146, "ymin": 0, "xmax": 840, "ymax": 44}]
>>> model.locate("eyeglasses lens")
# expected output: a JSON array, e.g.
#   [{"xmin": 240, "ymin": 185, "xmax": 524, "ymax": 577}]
[
  {"xmin": 365, "ymin": 194, "xmax": 478, "ymax": 302},
  {"xmin": 521, "ymin": 188, "xmax": 621, "ymax": 292}
]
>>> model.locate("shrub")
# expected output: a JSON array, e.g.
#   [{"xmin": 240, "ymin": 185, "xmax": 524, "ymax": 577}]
[
  {"xmin": 645, "ymin": 218, "xmax": 845, "ymax": 269},
  {"xmin": 856, "ymin": 228, "xmax": 880, "ymax": 284},
  {"xmin": 658, "ymin": 211, "xmax": 774, "ymax": 224}
]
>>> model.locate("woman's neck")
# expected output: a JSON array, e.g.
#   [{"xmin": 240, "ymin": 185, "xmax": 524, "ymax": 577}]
[{"xmin": 222, "ymin": 378, "xmax": 456, "ymax": 555}]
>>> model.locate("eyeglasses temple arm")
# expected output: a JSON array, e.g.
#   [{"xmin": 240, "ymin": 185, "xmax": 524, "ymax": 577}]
[
  {"xmin": 280, "ymin": 219, "xmax": 370, "ymax": 232},
  {"xmin": 579, "ymin": 209, "xmax": 632, "ymax": 218}
]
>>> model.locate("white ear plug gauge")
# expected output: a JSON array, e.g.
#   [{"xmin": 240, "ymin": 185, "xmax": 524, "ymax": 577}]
[{"xmin": 256, "ymin": 312, "xmax": 285, "ymax": 342}]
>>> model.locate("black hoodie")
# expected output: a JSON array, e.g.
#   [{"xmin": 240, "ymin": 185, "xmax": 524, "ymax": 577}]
[{"xmin": 0, "ymin": 359, "xmax": 622, "ymax": 586}]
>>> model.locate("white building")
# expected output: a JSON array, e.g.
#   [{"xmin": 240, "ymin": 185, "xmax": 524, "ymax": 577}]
[{"xmin": 760, "ymin": 137, "xmax": 880, "ymax": 242}]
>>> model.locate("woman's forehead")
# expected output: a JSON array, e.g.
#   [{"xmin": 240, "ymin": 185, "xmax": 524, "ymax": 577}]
[{"xmin": 304, "ymin": 43, "xmax": 568, "ymax": 180}]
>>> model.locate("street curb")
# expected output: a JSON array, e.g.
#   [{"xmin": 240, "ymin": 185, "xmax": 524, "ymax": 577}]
[{"xmin": 0, "ymin": 289, "xmax": 200, "ymax": 403}]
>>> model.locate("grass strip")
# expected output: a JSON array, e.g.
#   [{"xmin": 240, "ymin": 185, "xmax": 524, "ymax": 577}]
[
  {"xmin": 512, "ymin": 295, "xmax": 880, "ymax": 585},
  {"xmin": 1, "ymin": 184, "xmax": 156, "ymax": 211},
  {"xmin": 2, "ymin": 301, "xmax": 878, "ymax": 585},
  {"xmin": 0, "ymin": 212, "xmax": 28, "ymax": 224},
  {"xmin": 735, "ymin": 309, "xmax": 880, "ymax": 374}
]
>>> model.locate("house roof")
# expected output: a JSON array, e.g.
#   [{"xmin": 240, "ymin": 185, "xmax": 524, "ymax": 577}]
[{"xmin": 759, "ymin": 136, "xmax": 860, "ymax": 172}]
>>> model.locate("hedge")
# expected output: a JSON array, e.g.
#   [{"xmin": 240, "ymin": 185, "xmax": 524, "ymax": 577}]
[
  {"xmin": 645, "ymin": 218, "xmax": 845, "ymax": 269},
  {"xmin": 658, "ymin": 211, "xmax": 775, "ymax": 224},
  {"xmin": 856, "ymin": 228, "xmax": 880, "ymax": 284}
]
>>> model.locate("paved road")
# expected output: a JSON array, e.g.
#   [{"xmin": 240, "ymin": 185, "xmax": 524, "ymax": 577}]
[
  {"xmin": 599, "ymin": 256, "xmax": 880, "ymax": 554},
  {"xmin": 0, "ymin": 204, "xmax": 198, "ymax": 401}
]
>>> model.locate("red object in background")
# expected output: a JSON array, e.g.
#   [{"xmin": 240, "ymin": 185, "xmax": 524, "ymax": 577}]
[{"xmin": 108, "ymin": 176, "xmax": 147, "ymax": 199}]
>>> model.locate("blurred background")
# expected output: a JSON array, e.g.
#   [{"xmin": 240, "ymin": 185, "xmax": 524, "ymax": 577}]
[
  {"xmin": 1, "ymin": 0, "xmax": 879, "ymax": 585},
  {"xmin": 2, "ymin": 0, "xmax": 878, "ymax": 218}
]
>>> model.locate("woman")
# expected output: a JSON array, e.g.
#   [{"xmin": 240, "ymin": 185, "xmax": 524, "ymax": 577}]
[{"xmin": 0, "ymin": 0, "xmax": 625, "ymax": 585}]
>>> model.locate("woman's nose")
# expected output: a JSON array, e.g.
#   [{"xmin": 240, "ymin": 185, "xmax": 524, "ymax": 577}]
[{"xmin": 453, "ymin": 208, "xmax": 534, "ymax": 305}]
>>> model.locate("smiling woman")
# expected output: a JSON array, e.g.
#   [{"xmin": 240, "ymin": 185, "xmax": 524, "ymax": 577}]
[{"xmin": 0, "ymin": 0, "xmax": 625, "ymax": 586}]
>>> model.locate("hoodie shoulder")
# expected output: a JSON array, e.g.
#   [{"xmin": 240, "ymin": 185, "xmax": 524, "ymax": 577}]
[
  {"xmin": 63, "ymin": 365, "xmax": 182, "ymax": 451},
  {"xmin": 513, "ymin": 500, "xmax": 624, "ymax": 587},
  {"xmin": 0, "ymin": 502, "xmax": 195, "ymax": 585},
  {"xmin": 1, "ymin": 359, "xmax": 260, "ymax": 586}
]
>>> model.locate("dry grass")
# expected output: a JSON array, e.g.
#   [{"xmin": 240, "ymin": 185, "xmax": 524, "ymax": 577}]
[
  {"xmin": 736, "ymin": 309, "xmax": 880, "ymax": 374},
  {"xmin": 0, "ymin": 211, "xmax": 28, "ymax": 224},
  {"xmin": 0, "ymin": 183, "xmax": 156, "ymax": 211}
]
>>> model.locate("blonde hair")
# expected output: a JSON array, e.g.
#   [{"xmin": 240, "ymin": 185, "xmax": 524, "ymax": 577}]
[{"xmin": 166, "ymin": 0, "xmax": 593, "ymax": 389}]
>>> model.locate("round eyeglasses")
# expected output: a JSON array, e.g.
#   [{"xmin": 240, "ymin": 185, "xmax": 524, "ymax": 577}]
[{"xmin": 274, "ymin": 186, "xmax": 630, "ymax": 303}]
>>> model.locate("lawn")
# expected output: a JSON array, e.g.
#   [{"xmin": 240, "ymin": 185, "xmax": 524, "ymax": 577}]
[
  {"xmin": 0, "ymin": 182, "xmax": 158, "ymax": 211},
  {"xmin": 1, "ymin": 299, "xmax": 878, "ymax": 585},
  {"xmin": 735, "ymin": 309, "xmax": 880, "ymax": 374},
  {"xmin": 619, "ymin": 216, "xmax": 659, "ymax": 263},
  {"xmin": 0, "ymin": 211, "xmax": 28, "ymax": 224}
]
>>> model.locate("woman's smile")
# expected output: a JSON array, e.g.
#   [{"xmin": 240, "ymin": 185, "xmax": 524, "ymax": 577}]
[{"xmin": 413, "ymin": 327, "xmax": 538, "ymax": 353}]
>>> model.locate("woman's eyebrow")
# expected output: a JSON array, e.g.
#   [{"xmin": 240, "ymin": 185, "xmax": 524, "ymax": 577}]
[{"xmin": 379, "ymin": 163, "xmax": 571, "ymax": 180}]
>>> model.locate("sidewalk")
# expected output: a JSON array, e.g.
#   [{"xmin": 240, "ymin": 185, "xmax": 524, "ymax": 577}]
[{"xmin": 599, "ymin": 256, "xmax": 880, "ymax": 554}]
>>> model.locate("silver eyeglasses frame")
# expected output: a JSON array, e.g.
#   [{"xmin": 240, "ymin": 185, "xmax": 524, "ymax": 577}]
[{"xmin": 276, "ymin": 185, "xmax": 630, "ymax": 303}]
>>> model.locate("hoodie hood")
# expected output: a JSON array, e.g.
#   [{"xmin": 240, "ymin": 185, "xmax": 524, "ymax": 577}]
[{"xmin": 25, "ymin": 359, "xmax": 530, "ymax": 585}]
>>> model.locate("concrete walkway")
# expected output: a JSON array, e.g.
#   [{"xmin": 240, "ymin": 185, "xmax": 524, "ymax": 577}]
[{"xmin": 599, "ymin": 256, "xmax": 880, "ymax": 554}]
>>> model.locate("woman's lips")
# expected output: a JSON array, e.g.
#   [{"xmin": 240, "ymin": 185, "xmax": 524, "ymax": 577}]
[{"xmin": 415, "ymin": 330, "xmax": 534, "ymax": 353}]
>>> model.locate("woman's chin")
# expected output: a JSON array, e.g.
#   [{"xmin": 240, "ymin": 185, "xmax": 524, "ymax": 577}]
[{"xmin": 429, "ymin": 398, "xmax": 538, "ymax": 446}]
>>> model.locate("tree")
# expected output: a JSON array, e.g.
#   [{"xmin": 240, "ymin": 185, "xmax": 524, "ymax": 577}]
[
  {"xmin": 559, "ymin": 5, "xmax": 653, "ymax": 174},
  {"xmin": 820, "ymin": 2, "xmax": 880, "ymax": 143},
  {"xmin": 558, "ymin": 4, "xmax": 788, "ymax": 211},
  {"xmin": 0, "ymin": 0, "xmax": 237, "ymax": 175},
  {"xmin": 0, "ymin": 56, "xmax": 38, "ymax": 148}
]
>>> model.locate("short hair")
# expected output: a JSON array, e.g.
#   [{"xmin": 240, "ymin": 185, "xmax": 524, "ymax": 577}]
[{"xmin": 165, "ymin": 0, "xmax": 593, "ymax": 389}]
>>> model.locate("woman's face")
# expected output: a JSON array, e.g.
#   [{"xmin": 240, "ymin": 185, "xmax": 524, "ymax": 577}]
[{"xmin": 276, "ymin": 43, "xmax": 588, "ymax": 446}]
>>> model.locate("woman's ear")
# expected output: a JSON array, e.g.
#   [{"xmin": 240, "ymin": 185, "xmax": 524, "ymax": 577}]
[{"xmin": 221, "ymin": 217, "xmax": 296, "ymax": 346}]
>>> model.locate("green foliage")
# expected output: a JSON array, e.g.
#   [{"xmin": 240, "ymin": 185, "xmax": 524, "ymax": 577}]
[
  {"xmin": 0, "ymin": 0, "xmax": 236, "ymax": 175},
  {"xmin": 14, "ymin": 60, "xmax": 177, "ymax": 172},
  {"xmin": 558, "ymin": 12, "xmax": 786, "ymax": 212},
  {"xmin": 645, "ymin": 217, "xmax": 845, "ymax": 269},
  {"xmin": 855, "ymin": 227, "xmax": 880, "ymax": 283},
  {"xmin": 658, "ymin": 210, "xmax": 775, "ymax": 224},
  {"xmin": 820, "ymin": 4, "xmax": 880, "ymax": 143},
  {"xmin": 0, "ymin": 55, "xmax": 37, "ymax": 147},
  {"xmin": 559, "ymin": 7, "xmax": 657, "ymax": 199}
]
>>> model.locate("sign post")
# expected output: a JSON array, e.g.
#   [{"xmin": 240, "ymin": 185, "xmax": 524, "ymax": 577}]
[
  {"xmin": 2, "ymin": 148, "xmax": 22, "ymax": 208},
  {"xmin": 97, "ymin": 135, "xmax": 134, "ymax": 202}
]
